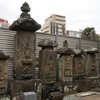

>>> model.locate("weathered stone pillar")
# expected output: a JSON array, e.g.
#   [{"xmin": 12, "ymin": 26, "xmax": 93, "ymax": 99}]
[
  {"xmin": 38, "ymin": 39, "xmax": 64, "ymax": 100},
  {"xmin": 9, "ymin": 2, "xmax": 41, "ymax": 99},
  {"xmin": 84, "ymin": 47, "xmax": 99, "ymax": 76},
  {"xmin": 83, "ymin": 47, "xmax": 100, "ymax": 91},
  {"xmin": 57, "ymin": 40, "xmax": 74, "ymax": 82},
  {"xmin": 72, "ymin": 47, "xmax": 91, "ymax": 92},
  {"xmin": 38, "ymin": 38, "xmax": 58, "ymax": 84},
  {"xmin": 9, "ymin": 2, "xmax": 41, "ymax": 80},
  {"xmin": 57, "ymin": 40, "xmax": 77, "ymax": 94},
  {"xmin": 0, "ymin": 51, "xmax": 9, "ymax": 98},
  {"xmin": 73, "ymin": 48, "xmax": 85, "ymax": 78},
  {"xmin": 76, "ymin": 47, "xmax": 100, "ymax": 92}
]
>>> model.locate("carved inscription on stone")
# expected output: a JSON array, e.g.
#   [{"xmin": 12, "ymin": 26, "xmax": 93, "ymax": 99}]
[
  {"xmin": 39, "ymin": 50, "xmax": 57, "ymax": 84},
  {"xmin": 14, "ymin": 32, "xmax": 36, "ymax": 79},
  {"xmin": 59, "ymin": 55, "xmax": 73, "ymax": 82},
  {"xmin": 88, "ymin": 54, "xmax": 97, "ymax": 76},
  {"xmin": 0, "ymin": 61, "xmax": 8, "ymax": 94},
  {"xmin": 73, "ymin": 56, "xmax": 84, "ymax": 77}
]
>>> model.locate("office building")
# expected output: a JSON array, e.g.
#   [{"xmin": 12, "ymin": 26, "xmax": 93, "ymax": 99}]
[{"xmin": 41, "ymin": 14, "xmax": 66, "ymax": 35}]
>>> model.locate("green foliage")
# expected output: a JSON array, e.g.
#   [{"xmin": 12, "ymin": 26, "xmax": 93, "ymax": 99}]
[
  {"xmin": 81, "ymin": 27, "xmax": 95, "ymax": 35},
  {"xmin": 80, "ymin": 27, "xmax": 96, "ymax": 39}
]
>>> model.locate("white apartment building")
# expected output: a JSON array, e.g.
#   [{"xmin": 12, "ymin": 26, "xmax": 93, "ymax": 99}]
[{"xmin": 41, "ymin": 14, "xmax": 66, "ymax": 35}]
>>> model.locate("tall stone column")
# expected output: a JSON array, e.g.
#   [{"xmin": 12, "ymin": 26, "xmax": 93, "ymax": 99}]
[
  {"xmin": 72, "ymin": 47, "xmax": 91, "ymax": 92},
  {"xmin": 38, "ymin": 38, "xmax": 58, "ymax": 84},
  {"xmin": 9, "ymin": 2, "xmax": 41, "ymax": 99},
  {"xmin": 73, "ymin": 48, "xmax": 85, "ymax": 78},
  {"xmin": 57, "ymin": 40, "xmax": 76, "ymax": 94},
  {"xmin": 38, "ymin": 39, "xmax": 63, "ymax": 100},
  {"xmin": 83, "ymin": 47, "xmax": 100, "ymax": 91},
  {"xmin": 0, "ymin": 51, "xmax": 9, "ymax": 99},
  {"xmin": 84, "ymin": 47, "xmax": 99, "ymax": 76},
  {"xmin": 57, "ymin": 40, "xmax": 74, "ymax": 82}
]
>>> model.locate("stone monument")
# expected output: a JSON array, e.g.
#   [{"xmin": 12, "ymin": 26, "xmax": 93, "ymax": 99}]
[
  {"xmin": 73, "ymin": 44, "xmax": 85, "ymax": 78},
  {"xmin": 84, "ymin": 47, "xmax": 99, "ymax": 76},
  {"xmin": 38, "ymin": 38, "xmax": 64, "ymax": 100},
  {"xmin": 38, "ymin": 38, "xmax": 58, "ymax": 84},
  {"xmin": 57, "ymin": 40, "xmax": 74, "ymax": 82},
  {"xmin": 83, "ymin": 47, "xmax": 100, "ymax": 91},
  {"xmin": 9, "ymin": 2, "xmax": 41, "ymax": 99},
  {"xmin": 57, "ymin": 40, "xmax": 77, "ymax": 94}
]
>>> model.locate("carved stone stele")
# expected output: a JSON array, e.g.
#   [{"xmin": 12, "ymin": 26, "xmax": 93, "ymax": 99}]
[
  {"xmin": 0, "ymin": 50, "xmax": 9, "ymax": 94},
  {"xmin": 14, "ymin": 32, "xmax": 36, "ymax": 79},
  {"xmin": 73, "ymin": 48, "xmax": 85, "ymax": 78},
  {"xmin": 38, "ymin": 39, "xmax": 58, "ymax": 84},
  {"xmin": 9, "ymin": 2, "xmax": 41, "ymax": 79},
  {"xmin": 84, "ymin": 47, "xmax": 99, "ymax": 76},
  {"xmin": 57, "ymin": 40, "xmax": 74, "ymax": 82},
  {"xmin": 73, "ymin": 56, "xmax": 85, "ymax": 77}
]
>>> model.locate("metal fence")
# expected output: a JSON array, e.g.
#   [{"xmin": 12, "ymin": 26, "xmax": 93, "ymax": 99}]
[{"xmin": 0, "ymin": 28, "xmax": 100, "ymax": 79}]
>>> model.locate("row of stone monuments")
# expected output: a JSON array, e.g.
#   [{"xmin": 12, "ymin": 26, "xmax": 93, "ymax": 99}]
[{"xmin": 0, "ymin": 2, "xmax": 100, "ymax": 100}]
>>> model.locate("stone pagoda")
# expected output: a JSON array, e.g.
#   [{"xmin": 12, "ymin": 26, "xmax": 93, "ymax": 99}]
[{"xmin": 9, "ymin": 2, "xmax": 41, "ymax": 100}]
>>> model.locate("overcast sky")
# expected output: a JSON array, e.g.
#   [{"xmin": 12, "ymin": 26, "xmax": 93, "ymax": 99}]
[{"xmin": 0, "ymin": 0, "xmax": 100, "ymax": 33}]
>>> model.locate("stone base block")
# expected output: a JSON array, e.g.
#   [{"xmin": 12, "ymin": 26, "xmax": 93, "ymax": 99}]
[
  {"xmin": 62, "ymin": 82, "xmax": 78, "ymax": 95},
  {"xmin": 42, "ymin": 83, "xmax": 63, "ymax": 100},
  {"xmin": 77, "ymin": 79, "xmax": 91, "ymax": 92},
  {"xmin": 10, "ymin": 79, "xmax": 42, "ymax": 100}
]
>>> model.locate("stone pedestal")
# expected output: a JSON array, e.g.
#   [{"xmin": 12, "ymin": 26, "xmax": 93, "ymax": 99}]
[
  {"xmin": 77, "ymin": 78, "xmax": 91, "ymax": 92},
  {"xmin": 42, "ymin": 84, "xmax": 63, "ymax": 100},
  {"xmin": 62, "ymin": 82, "xmax": 78, "ymax": 95},
  {"xmin": 57, "ymin": 40, "xmax": 74, "ymax": 82},
  {"xmin": 11, "ymin": 79, "xmax": 42, "ymax": 100}
]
